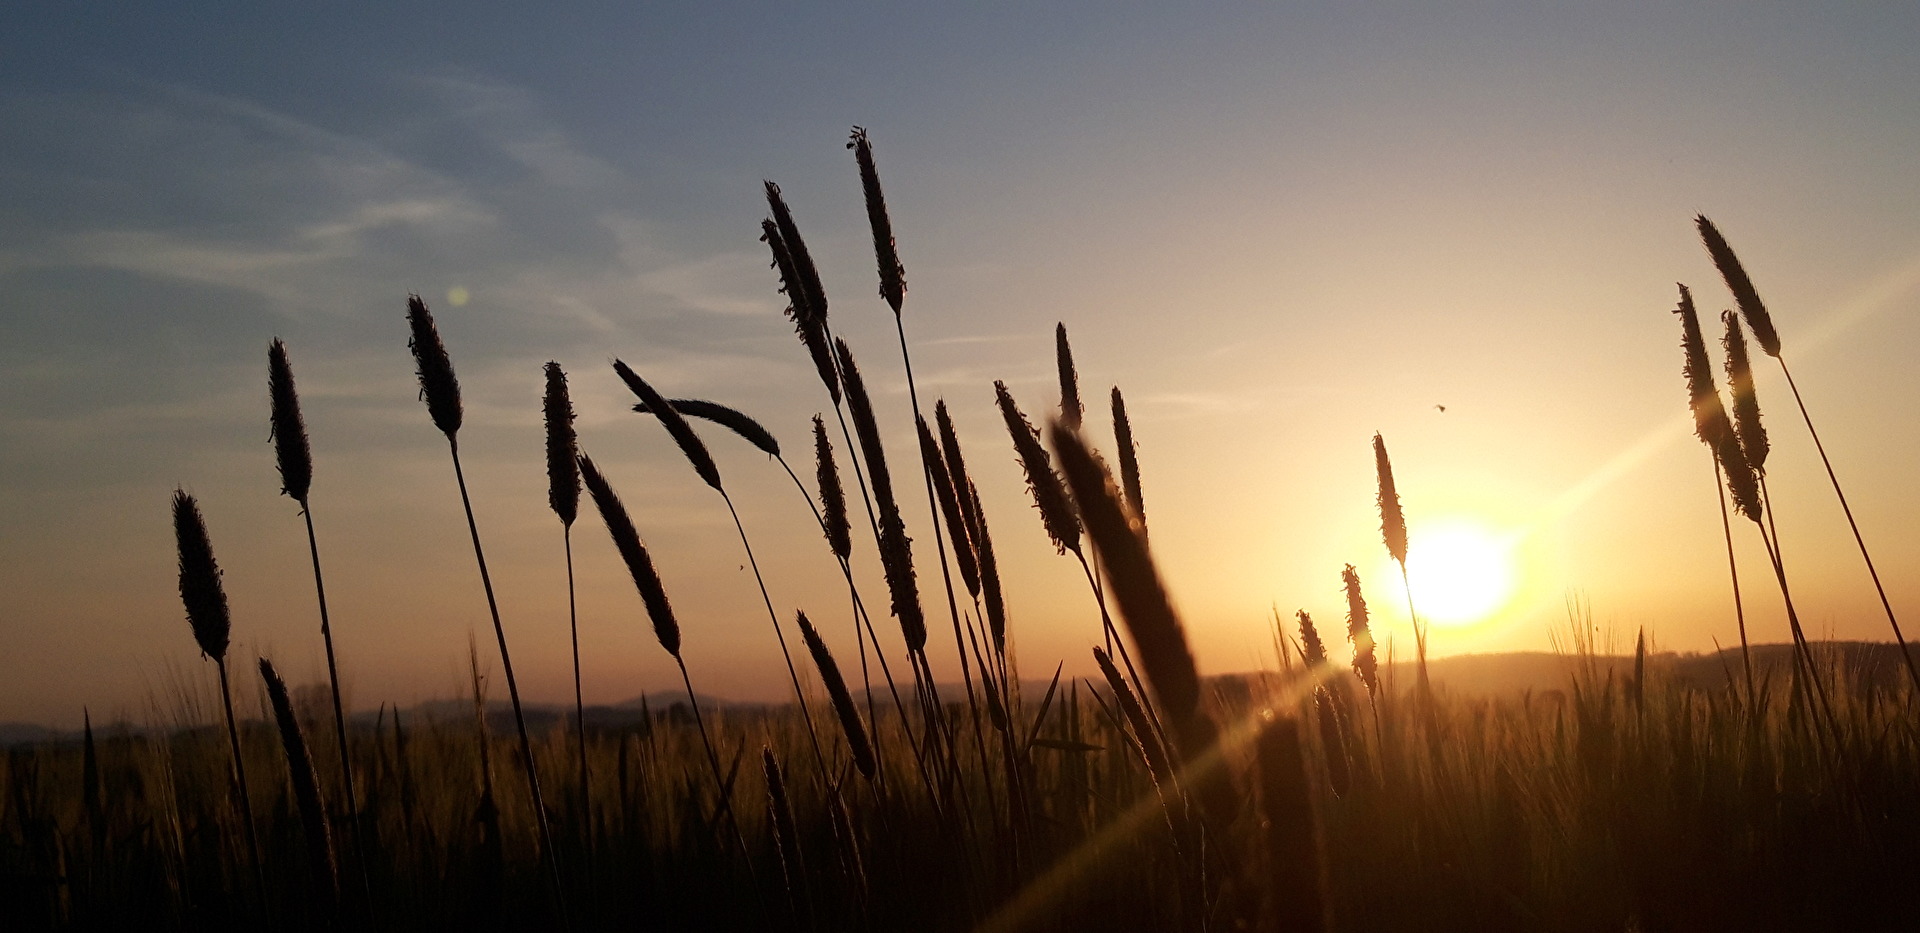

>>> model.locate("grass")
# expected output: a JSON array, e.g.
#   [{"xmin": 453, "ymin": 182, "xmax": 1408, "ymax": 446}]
[
  {"xmin": 5, "ymin": 650, "xmax": 1916, "ymax": 931},
  {"xmin": 3, "ymin": 138, "xmax": 1918, "ymax": 932}
]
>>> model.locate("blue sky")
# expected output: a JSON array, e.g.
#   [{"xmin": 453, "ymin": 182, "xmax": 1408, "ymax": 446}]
[{"xmin": 5, "ymin": 3, "xmax": 1920, "ymax": 726}]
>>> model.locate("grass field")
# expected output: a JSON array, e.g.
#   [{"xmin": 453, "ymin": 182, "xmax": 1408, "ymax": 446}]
[{"xmin": 4, "ymin": 140, "xmax": 1918, "ymax": 932}]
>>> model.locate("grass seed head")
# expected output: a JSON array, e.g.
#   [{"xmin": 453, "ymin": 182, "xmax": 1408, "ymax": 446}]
[
  {"xmin": 764, "ymin": 181, "xmax": 829, "ymax": 329},
  {"xmin": 1676, "ymin": 284, "xmax": 1732, "ymax": 450},
  {"xmin": 1052, "ymin": 422, "xmax": 1214, "ymax": 761},
  {"xmin": 171, "ymin": 490, "xmax": 230, "ymax": 662},
  {"xmin": 1298, "ymin": 610, "xmax": 1327, "ymax": 667},
  {"xmin": 578, "ymin": 453, "xmax": 681, "ymax": 657},
  {"xmin": 1721, "ymin": 310, "xmax": 1769, "ymax": 475},
  {"xmin": 259, "ymin": 657, "xmax": 338, "ymax": 904},
  {"xmin": 837, "ymin": 339, "xmax": 925, "ymax": 650},
  {"xmin": 935, "ymin": 400, "xmax": 985, "ymax": 557},
  {"xmin": 919, "ymin": 414, "xmax": 980, "ymax": 597},
  {"xmin": 997, "ymin": 381, "xmax": 1081, "ymax": 556},
  {"xmin": 971, "ymin": 477, "xmax": 1009, "ymax": 652},
  {"xmin": 813, "ymin": 415, "xmax": 852, "ymax": 560},
  {"xmin": 1110, "ymin": 386, "xmax": 1146, "ymax": 533},
  {"xmin": 762, "ymin": 217, "xmax": 841, "ymax": 404},
  {"xmin": 1056, "ymin": 323, "xmax": 1083, "ymax": 431},
  {"xmin": 543, "ymin": 361, "xmax": 580, "ymax": 527},
  {"xmin": 1374, "ymin": 432, "xmax": 1408, "ymax": 566},
  {"xmin": 1342, "ymin": 564, "xmax": 1378, "ymax": 697},
  {"xmin": 1696, "ymin": 214, "xmax": 1780, "ymax": 357},
  {"xmin": 405, "ymin": 294, "xmax": 463, "ymax": 438},
  {"xmin": 849, "ymin": 126, "xmax": 906, "ymax": 315},
  {"xmin": 633, "ymin": 398, "xmax": 780, "ymax": 458},
  {"xmin": 798, "ymin": 611, "xmax": 875, "ymax": 780},
  {"xmin": 614, "ymin": 360, "xmax": 723, "ymax": 493},
  {"xmin": 268, "ymin": 338, "xmax": 312, "ymax": 503}
]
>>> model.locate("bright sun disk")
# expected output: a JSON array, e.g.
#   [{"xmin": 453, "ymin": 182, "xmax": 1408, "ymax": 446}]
[{"xmin": 1396, "ymin": 520, "xmax": 1518, "ymax": 628}]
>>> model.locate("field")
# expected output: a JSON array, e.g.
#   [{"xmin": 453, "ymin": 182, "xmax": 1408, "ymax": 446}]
[{"xmin": 4, "ymin": 140, "xmax": 1919, "ymax": 932}]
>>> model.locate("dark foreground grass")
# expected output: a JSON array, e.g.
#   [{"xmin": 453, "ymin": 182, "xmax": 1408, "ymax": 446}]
[{"xmin": 3, "ymin": 648, "xmax": 1917, "ymax": 932}]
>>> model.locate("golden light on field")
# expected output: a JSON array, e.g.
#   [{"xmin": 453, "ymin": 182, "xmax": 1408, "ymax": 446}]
[{"xmin": 1379, "ymin": 518, "xmax": 1520, "ymax": 629}]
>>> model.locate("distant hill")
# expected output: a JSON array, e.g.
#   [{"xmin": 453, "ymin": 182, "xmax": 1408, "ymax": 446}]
[
  {"xmin": 1344, "ymin": 641, "xmax": 1917, "ymax": 698},
  {"xmin": 0, "ymin": 722, "xmax": 59, "ymax": 746}
]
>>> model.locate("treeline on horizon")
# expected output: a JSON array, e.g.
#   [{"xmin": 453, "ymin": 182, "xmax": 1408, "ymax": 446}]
[{"xmin": 4, "ymin": 130, "xmax": 1919, "ymax": 931}]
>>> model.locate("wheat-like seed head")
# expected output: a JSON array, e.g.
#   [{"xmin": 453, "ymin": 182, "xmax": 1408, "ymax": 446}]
[
  {"xmin": 997, "ymin": 381, "xmax": 1081, "ymax": 556},
  {"xmin": 578, "ymin": 453, "xmax": 681, "ymax": 657},
  {"xmin": 613, "ymin": 360, "xmax": 723, "ymax": 493},
  {"xmin": 1676, "ymin": 284, "xmax": 1730, "ymax": 450},
  {"xmin": 813, "ymin": 416, "xmax": 852, "ymax": 561},
  {"xmin": 1110, "ymin": 386, "xmax": 1146, "ymax": 534},
  {"xmin": 1093, "ymin": 646, "xmax": 1174, "ymax": 789},
  {"xmin": 1342, "ymin": 564, "xmax": 1378, "ymax": 697},
  {"xmin": 1721, "ymin": 310, "xmax": 1770, "ymax": 476},
  {"xmin": 1373, "ymin": 433, "xmax": 1408, "ymax": 567},
  {"xmin": 934, "ymin": 401, "xmax": 985, "ymax": 558},
  {"xmin": 171, "ymin": 490, "xmax": 230, "ymax": 662},
  {"xmin": 765, "ymin": 181, "xmax": 829, "ymax": 329},
  {"xmin": 918, "ymin": 414, "xmax": 980, "ymax": 598},
  {"xmin": 259, "ymin": 657, "xmax": 337, "ymax": 901},
  {"xmin": 1051, "ymin": 422, "xmax": 1214, "ymax": 762},
  {"xmin": 543, "ymin": 361, "xmax": 580, "ymax": 527},
  {"xmin": 836, "ymin": 339, "xmax": 925, "ymax": 651},
  {"xmin": 797, "ymin": 611, "xmax": 876, "ymax": 780},
  {"xmin": 268, "ymin": 338, "xmax": 312, "ymax": 504},
  {"xmin": 632, "ymin": 398, "xmax": 780, "ymax": 458},
  {"xmin": 405, "ymin": 295, "xmax": 462, "ymax": 438},
  {"xmin": 761, "ymin": 218, "xmax": 841, "ymax": 404},
  {"xmin": 848, "ymin": 126, "xmax": 906, "ymax": 315},
  {"xmin": 1675, "ymin": 287, "xmax": 1762, "ymax": 521},
  {"xmin": 970, "ymin": 477, "xmax": 1008, "ymax": 653},
  {"xmin": 1298, "ymin": 610, "xmax": 1327, "ymax": 666},
  {"xmin": 1696, "ymin": 214, "xmax": 1780, "ymax": 358},
  {"xmin": 1055, "ymin": 323, "xmax": 1083, "ymax": 431}
]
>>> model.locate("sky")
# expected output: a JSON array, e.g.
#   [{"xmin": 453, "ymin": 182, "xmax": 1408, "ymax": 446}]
[{"xmin": 4, "ymin": 3, "xmax": 1920, "ymax": 728}]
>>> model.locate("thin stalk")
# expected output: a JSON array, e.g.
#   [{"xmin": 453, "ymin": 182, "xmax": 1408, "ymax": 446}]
[
  {"xmin": 775, "ymin": 451, "xmax": 937, "ymax": 809},
  {"xmin": 300, "ymin": 503, "xmax": 373, "ymax": 915},
  {"xmin": 565, "ymin": 527, "xmax": 592, "ymax": 877},
  {"xmin": 1753, "ymin": 519, "xmax": 1842, "ymax": 749},
  {"xmin": 674, "ymin": 656, "xmax": 759, "ymax": 879},
  {"xmin": 447, "ymin": 436, "xmax": 567, "ymax": 923},
  {"xmin": 718, "ymin": 489, "xmax": 832, "ymax": 787},
  {"xmin": 892, "ymin": 322, "xmax": 988, "ymax": 782},
  {"xmin": 1398, "ymin": 564, "xmax": 1426, "ymax": 701},
  {"xmin": 1776, "ymin": 357, "xmax": 1920, "ymax": 693},
  {"xmin": 1073, "ymin": 552, "xmax": 1164, "ymax": 753},
  {"xmin": 215, "ymin": 657, "xmax": 265, "ymax": 901},
  {"xmin": 1713, "ymin": 461, "xmax": 1757, "ymax": 709}
]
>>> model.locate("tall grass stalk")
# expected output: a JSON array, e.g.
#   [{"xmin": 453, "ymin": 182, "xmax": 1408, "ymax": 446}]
[
  {"xmin": 267, "ymin": 338, "xmax": 373, "ymax": 909},
  {"xmin": 1372, "ymin": 432, "xmax": 1429, "ymax": 703},
  {"xmin": 170, "ymin": 490, "xmax": 264, "ymax": 900},
  {"xmin": 850, "ymin": 130, "xmax": 988, "ymax": 790},
  {"xmin": 614, "ymin": 360, "xmax": 833, "ymax": 787},
  {"xmin": 404, "ymin": 295, "xmax": 566, "ymax": 920},
  {"xmin": 259, "ymin": 657, "xmax": 339, "ymax": 913},
  {"xmin": 1675, "ymin": 286, "xmax": 1836, "ymax": 740},
  {"xmin": 576, "ymin": 452, "xmax": 757, "ymax": 875},
  {"xmin": 543, "ymin": 360, "xmax": 590, "ymax": 872},
  {"xmin": 1698, "ymin": 214, "xmax": 1920, "ymax": 693},
  {"xmin": 1049, "ymin": 422, "xmax": 1231, "ymax": 824},
  {"xmin": 633, "ymin": 397, "xmax": 921, "ymax": 780}
]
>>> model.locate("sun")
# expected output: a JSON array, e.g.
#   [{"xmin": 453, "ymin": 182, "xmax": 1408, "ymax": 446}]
[{"xmin": 1388, "ymin": 519, "xmax": 1519, "ymax": 628}]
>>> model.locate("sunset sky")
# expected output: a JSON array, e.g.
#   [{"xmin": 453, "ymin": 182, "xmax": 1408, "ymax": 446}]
[{"xmin": 4, "ymin": 3, "xmax": 1919, "ymax": 729}]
